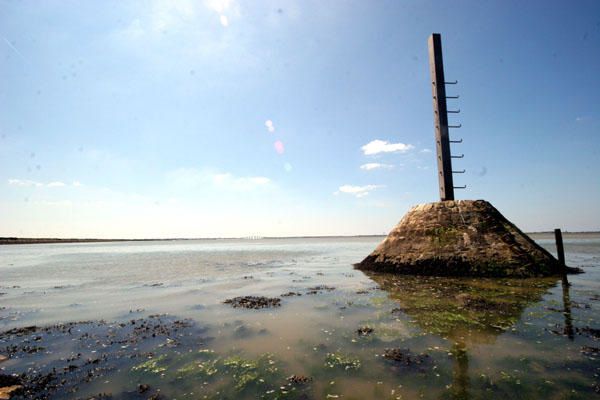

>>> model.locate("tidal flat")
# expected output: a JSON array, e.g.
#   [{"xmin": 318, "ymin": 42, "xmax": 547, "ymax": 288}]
[{"xmin": 1, "ymin": 235, "xmax": 599, "ymax": 399}]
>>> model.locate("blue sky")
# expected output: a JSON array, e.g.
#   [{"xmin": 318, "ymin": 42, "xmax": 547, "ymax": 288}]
[{"xmin": 1, "ymin": 0, "xmax": 599, "ymax": 238}]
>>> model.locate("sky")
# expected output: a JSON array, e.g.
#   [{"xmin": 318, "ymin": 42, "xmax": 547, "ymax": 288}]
[{"xmin": 1, "ymin": 0, "xmax": 599, "ymax": 238}]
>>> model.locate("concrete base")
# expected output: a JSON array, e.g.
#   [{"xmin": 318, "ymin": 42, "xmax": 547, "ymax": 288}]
[{"xmin": 357, "ymin": 200, "xmax": 575, "ymax": 277}]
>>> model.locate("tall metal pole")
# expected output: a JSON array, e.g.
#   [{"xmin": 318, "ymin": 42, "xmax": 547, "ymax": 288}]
[{"xmin": 428, "ymin": 33, "xmax": 454, "ymax": 201}]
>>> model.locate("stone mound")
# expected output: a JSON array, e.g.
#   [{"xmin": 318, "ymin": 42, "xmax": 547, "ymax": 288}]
[{"xmin": 357, "ymin": 200, "xmax": 573, "ymax": 277}]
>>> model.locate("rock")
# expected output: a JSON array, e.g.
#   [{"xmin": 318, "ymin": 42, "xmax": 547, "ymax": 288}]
[
  {"xmin": 287, "ymin": 374, "xmax": 312, "ymax": 385},
  {"xmin": 382, "ymin": 348, "xmax": 430, "ymax": 366},
  {"xmin": 0, "ymin": 375, "xmax": 22, "ymax": 400},
  {"xmin": 0, "ymin": 385, "xmax": 22, "ymax": 400},
  {"xmin": 356, "ymin": 326, "xmax": 374, "ymax": 336},
  {"xmin": 357, "ymin": 200, "xmax": 579, "ymax": 277}
]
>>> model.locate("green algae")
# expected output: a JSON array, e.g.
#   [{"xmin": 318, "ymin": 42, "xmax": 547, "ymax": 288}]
[
  {"xmin": 325, "ymin": 352, "xmax": 361, "ymax": 370},
  {"xmin": 222, "ymin": 353, "xmax": 281, "ymax": 391},
  {"xmin": 176, "ymin": 358, "xmax": 220, "ymax": 378},
  {"xmin": 427, "ymin": 226, "xmax": 460, "ymax": 247},
  {"xmin": 366, "ymin": 273, "xmax": 558, "ymax": 342},
  {"xmin": 131, "ymin": 354, "xmax": 168, "ymax": 374}
]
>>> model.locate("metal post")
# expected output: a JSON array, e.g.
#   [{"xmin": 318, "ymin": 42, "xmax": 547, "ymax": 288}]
[{"xmin": 428, "ymin": 33, "xmax": 454, "ymax": 201}]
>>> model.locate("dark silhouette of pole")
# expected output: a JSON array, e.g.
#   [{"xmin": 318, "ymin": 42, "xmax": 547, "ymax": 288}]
[
  {"xmin": 554, "ymin": 228, "xmax": 566, "ymax": 271},
  {"xmin": 428, "ymin": 33, "xmax": 454, "ymax": 201}
]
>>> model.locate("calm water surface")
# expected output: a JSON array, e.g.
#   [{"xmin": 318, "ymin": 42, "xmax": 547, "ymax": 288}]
[{"xmin": 1, "ymin": 235, "xmax": 599, "ymax": 399}]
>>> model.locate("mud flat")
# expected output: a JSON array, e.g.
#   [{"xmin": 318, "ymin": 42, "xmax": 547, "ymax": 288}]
[{"xmin": 1, "ymin": 236, "xmax": 599, "ymax": 399}]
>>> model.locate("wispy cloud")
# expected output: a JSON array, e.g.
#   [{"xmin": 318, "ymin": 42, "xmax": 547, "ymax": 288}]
[
  {"xmin": 420, "ymin": 148, "xmax": 432, "ymax": 153},
  {"xmin": 213, "ymin": 173, "xmax": 270, "ymax": 189},
  {"xmin": 109, "ymin": 0, "xmax": 259, "ymax": 78},
  {"xmin": 8, "ymin": 179, "xmax": 42, "ymax": 187},
  {"xmin": 8, "ymin": 179, "xmax": 78, "ymax": 188},
  {"xmin": 360, "ymin": 163, "xmax": 394, "ymax": 171},
  {"xmin": 167, "ymin": 168, "xmax": 271, "ymax": 191},
  {"xmin": 47, "ymin": 181, "xmax": 66, "ymax": 188},
  {"xmin": 334, "ymin": 184, "xmax": 383, "ymax": 198},
  {"xmin": 361, "ymin": 139, "xmax": 414, "ymax": 156}
]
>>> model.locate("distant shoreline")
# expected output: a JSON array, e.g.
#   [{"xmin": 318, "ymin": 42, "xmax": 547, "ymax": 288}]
[{"xmin": 1, "ymin": 232, "xmax": 599, "ymax": 245}]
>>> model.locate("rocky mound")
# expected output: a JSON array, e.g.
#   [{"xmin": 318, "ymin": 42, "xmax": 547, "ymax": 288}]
[{"xmin": 357, "ymin": 200, "xmax": 574, "ymax": 277}]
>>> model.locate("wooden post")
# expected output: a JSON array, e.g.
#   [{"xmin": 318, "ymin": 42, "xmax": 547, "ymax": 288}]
[
  {"xmin": 428, "ymin": 33, "xmax": 454, "ymax": 201},
  {"xmin": 554, "ymin": 228, "xmax": 565, "ymax": 269}
]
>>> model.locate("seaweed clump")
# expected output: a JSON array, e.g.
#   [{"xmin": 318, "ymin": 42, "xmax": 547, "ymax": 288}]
[
  {"xmin": 224, "ymin": 296, "xmax": 281, "ymax": 309},
  {"xmin": 383, "ymin": 348, "xmax": 430, "ymax": 367}
]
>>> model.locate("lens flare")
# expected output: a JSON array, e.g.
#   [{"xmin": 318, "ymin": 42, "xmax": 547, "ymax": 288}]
[
  {"xmin": 265, "ymin": 120, "xmax": 275, "ymax": 133},
  {"xmin": 274, "ymin": 140, "xmax": 285, "ymax": 154}
]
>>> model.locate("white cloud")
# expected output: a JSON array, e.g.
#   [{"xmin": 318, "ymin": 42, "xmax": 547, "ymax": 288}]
[
  {"xmin": 8, "ymin": 179, "xmax": 78, "ymax": 188},
  {"xmin": 219, "ymin": 15, "xmax": 229, "ymax": 27},
  {"xmin": 420, "ymin": 148, "xmax": 432, "ymax": 153},
  {"xmin": 361, "ymin": 139, "xmax": 414, "ymax": 155},
  {"xmin": 265, "ymin": 119, "xmax": 275, "ymax": 133},
  {"xmin": 335, "ymin": 184, "xmax": 383, "ymax": 198},
  {"xmin": 360, "ymin": 163, "xmax": 394, "ymax": 171}
]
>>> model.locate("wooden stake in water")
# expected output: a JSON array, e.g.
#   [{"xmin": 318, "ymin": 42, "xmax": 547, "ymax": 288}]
[
  {"xmin": 428, "ymin": 33, "xmax": 454, "ymax": 201},
  {"xmin": 554, "ymin": 228, "xmax": 566, "ymax": 269}
]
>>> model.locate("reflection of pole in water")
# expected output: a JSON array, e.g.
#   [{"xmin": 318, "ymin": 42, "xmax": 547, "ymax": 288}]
[
  {"xmin": 561, "ymin": 275, "xmax": 574, "ymax": 340},
  {"xmin": 451, "ymin": 342, "xmax": 470, "ymax": 400},
  {"xmin": 555, "ymin": 228, "xmax": 574, "ymax": 339}
]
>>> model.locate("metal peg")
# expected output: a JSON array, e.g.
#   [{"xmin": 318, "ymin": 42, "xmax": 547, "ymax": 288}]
[
  {"xmin": 447, "ymin": 109, "xmax": 461, "ymax": 113},
  {"xmin": 450, "ymin": 138, "xmax": 463, "ymax": 143},
  {"xmin": 451, "ymin": 154, "xmax": 464, "ymax": 158},
  {"xmin": 445, "ymin": 95, "xmax": 460, "ymax": 99},
  {"xmin": 453, "ymin": 185, "xmax": 467, "ymax": 189},
  {"xmin": 445, "ymin": 80, "xmax": 458, "ymax": 84},
  {"xmin": 448, "ymin": 124, "xmax": 462, "ymax": 128},
  {"xmin": 452, "ymin": 169, "xmax": 466, "ymax": 174}
]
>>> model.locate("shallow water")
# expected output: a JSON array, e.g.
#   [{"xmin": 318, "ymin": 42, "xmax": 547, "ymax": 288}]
[{"xmin": 1, "ymin": 234, "xmax": 599, "ymax": 399}]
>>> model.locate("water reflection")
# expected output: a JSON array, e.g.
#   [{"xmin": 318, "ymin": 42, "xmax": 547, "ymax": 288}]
[
  {"xmin": 366, "ymin": 273, "xmax": 561, "ymax": 399},
  {"xmin": 561, "ymin": 275, "xmax": 574, "ymax": 340}
]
